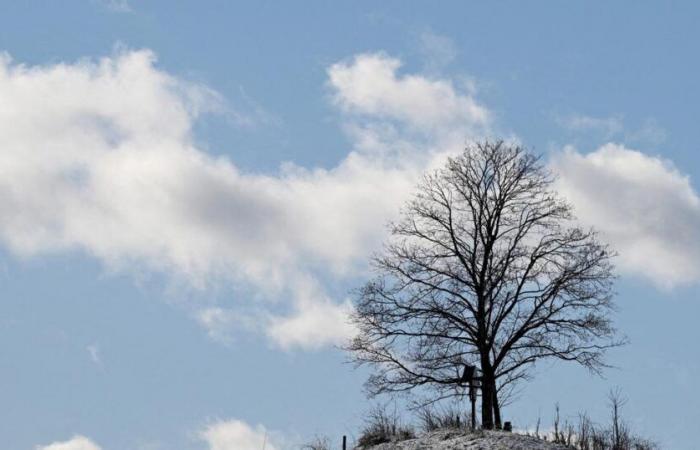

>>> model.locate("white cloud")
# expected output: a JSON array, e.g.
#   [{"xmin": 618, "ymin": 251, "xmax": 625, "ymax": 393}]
[
  {"xmin": 552, "ymin": 143, "xmax": 700, "ymax": 287},
  {"xmin": 266, "ymin": 276, "xmax": 356, "ymax": 350},
  {"xmin": 266, "ymin": 300, "xmax": 354, "ymax": 350},
  {"xmin": 328, "ymin": 52, "xmax": 489, "ymax": 134},
  {"xmin": 200, "ymin": 419, "xmax": 278, "ymax": 450},
  {"xmin": 36, "ymin": 436, "xmax": 101, "ymax": 450},
  {"xmin": 0, "ymin": 49, "xmax": 490, "ymax": 350}
]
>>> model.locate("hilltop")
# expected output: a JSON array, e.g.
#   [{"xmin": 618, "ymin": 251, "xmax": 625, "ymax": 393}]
[{"xmin": 359, "ymin": 429, "xmax": 570, "ymax": 450}]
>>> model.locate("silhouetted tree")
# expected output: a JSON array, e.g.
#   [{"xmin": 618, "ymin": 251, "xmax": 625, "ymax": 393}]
[{"xmin": 348, "ymin": 141, "xmax": 623, "ymax": 429}]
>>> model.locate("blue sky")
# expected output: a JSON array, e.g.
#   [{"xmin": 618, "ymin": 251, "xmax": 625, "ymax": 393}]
[{"xmin": 0, "ymin": 1, "xmax": 698, "ymax": 449}]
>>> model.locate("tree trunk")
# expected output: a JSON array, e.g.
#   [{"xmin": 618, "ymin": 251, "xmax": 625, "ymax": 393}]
[
  {"xmin": 480, "ymin": 366, "xmax": 495, "ymax": 429},
  {"xmin": 492, "ymin": 381, "xmax": 502, "ymax": 429},
  {"xmin": 480, "ymin": 381, "xmax": 494, "ymax": 429}
]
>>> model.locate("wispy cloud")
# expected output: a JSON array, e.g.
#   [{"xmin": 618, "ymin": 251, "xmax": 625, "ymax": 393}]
[
  {"xmin": 556, "ymin": 113, "xmax": 624, "ymax": 138},
  {"xmin": 417, "ymin": 30, "xmax": 458, "ymax": 72},
  {"xmin": 86, "ymin": 343, "xmax": 102, "ymax": 366},
  {"xmin": 625, "ymin": 118, "xmax": 666, "ymax": 146},
  {"xmin": 556, "ymin": 113, "xmax": 666, "ymax": 146},
  {"xmin": 96, "ymin": 0, "xmax": 132, "ymax": 13},
  {"xmin": 233, "ymin": 85, "xmax": 283, "ymax": 129}
]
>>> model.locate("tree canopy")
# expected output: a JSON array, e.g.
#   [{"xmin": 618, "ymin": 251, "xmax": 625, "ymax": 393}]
[{"xmin": 348, "ymin": 141, "xmax": 623, "ymax": 429}]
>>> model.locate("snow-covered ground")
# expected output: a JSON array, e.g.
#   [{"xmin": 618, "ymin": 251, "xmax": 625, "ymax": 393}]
[{"xmin": 361, "ymin": 429, "xmax": 571, "ymax": 450}]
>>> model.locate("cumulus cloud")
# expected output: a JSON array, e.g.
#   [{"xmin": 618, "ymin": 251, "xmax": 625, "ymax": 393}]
[
  {"xmin": 200, "ymin": 419, "xmax": 278, "ymax": 450},
  {"xmin": 0, "ymin": 49, "xmax": 490, "ymax": 349},
  {"xmin": 328, "ymin": 52, "xmax": 489, "ymax": 134},
  {"xmin": 552, "ymin": 143, "xmax": 700, "ymax": 287},
  {"xmin": 36, "ymin": 436, "xmax": 101, "ymax": 450}
]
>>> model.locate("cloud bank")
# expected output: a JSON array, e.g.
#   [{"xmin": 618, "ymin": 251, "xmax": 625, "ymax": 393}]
[
  {"xmin": 2, "ymin": 48, "xmax": 698, "ymax": 352},
  {"xmin": 0, "ymin": 50, "xmax": 489, "ymax": 349}
]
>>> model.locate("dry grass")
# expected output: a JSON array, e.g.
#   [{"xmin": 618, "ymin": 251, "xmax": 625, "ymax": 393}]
[{"xmin": 357, "ymin": 404, "xmax": 416, "ymax": 448}]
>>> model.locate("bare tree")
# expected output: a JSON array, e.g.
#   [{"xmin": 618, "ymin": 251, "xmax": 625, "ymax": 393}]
[
  {"xmin": 347, "ymin": 141, "xmax": 623, "ymax": 429},
  {"xmin": 608, "ymin": 388, "xmax": 628, "ymax": 450}
]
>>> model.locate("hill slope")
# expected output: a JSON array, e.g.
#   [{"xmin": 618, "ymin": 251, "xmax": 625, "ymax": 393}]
[{"xmin": 362, "ymin": 429, "xmax": 570, "ymax": 450}]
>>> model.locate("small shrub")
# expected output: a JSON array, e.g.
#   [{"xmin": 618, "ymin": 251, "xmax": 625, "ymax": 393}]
[
  {"xmin": 417, "ymin": 406, "xmax": 439, "ymax": 432},
  {"xmin": 417, "ymin": 405, "xmax": 467, "ymax": 432},
  {"xmin": 302, "ymin": 435, "xmax": 331, "ymax": 450},
  {"xmin": 542, "ymin": 391, "xmax": 660, "ymax": 450},
  {"xmin": 357, "ymin": 405, "xmax": 415, "ymax": 448}
]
